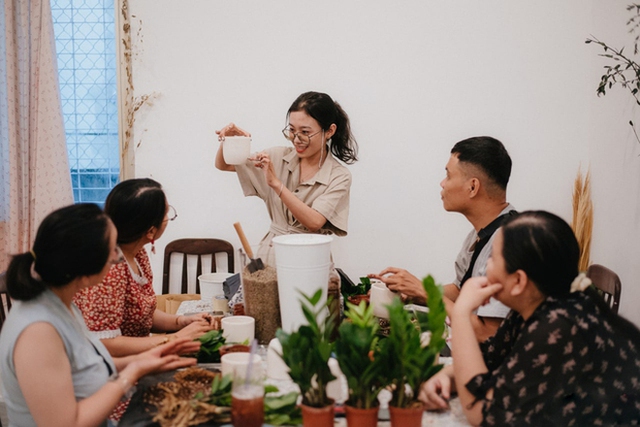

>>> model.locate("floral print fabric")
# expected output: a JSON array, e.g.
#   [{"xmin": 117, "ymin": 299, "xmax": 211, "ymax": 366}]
[
  {"xmin": 467, "ymin": 292, "xmax": 640, "ymax": 426},
  {"xmin": 74, "ymin": 248, "xmax": 156, "ymax": 338}
]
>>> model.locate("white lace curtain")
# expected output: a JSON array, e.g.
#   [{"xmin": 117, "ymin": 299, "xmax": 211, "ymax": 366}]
[{"xmin": 0, "ymin": 0, "xmax": 73, "ymax": 271}]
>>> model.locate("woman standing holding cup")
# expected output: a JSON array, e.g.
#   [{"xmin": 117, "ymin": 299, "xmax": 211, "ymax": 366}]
[{"xmin": 215, "ymin": 91, "xmax": 358, "ymax": 268}]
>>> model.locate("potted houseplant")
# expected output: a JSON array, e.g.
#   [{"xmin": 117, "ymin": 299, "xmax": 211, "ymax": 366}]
[
  {"xmin": 341, "ymin": 276, "xmax": 372, "ymax": 307},
  {"xmin": 276, "ymin": 289, "xmax": 337, "ymax": 427},
  {"xmin": 334, "ymin": 300, "xmax": 386, "ymax": 427},
  {"xmin": 379, "ymin": 275, "xmax": 447, "ymax": 427}
]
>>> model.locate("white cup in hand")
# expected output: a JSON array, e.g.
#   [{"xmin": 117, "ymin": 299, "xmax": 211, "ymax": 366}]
[{"xmin": 222, "ymin": 136, "xmax": 251, "ymax": 165}]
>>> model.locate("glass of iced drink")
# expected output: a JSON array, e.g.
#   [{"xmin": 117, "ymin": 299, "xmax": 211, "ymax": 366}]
[{"xmin": 231, "ymin": 372, "xmax": 264, "ymax": 427}]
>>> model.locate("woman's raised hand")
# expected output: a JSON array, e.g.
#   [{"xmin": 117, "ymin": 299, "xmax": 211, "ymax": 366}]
[
  {"xmin": 454, "ymin": 277, "xmax": 502, "ymax": 317},
  {"xmin": 249, "ymin": 151, "xmax": 280, "ymax": 188},
  {"xmin": 216, "ymin": 123, "xmax": 251, "ymax": 140}
]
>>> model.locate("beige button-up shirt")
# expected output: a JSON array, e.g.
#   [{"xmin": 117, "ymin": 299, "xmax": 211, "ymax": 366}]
[{"xmin": 235, "ymin": 145, "xmax": 351, "ymax": 266}]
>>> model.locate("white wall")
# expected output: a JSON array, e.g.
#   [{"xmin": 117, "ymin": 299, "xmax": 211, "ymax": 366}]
[{"xmin": 127, "ymin": 0, "xmax": 640, "ymax": 326}]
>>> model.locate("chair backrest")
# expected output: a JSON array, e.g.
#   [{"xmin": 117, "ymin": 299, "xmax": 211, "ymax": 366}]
[
  {"xmin": 0, "ymin": 272, "xmax": 12, "ymax": 331},
  {"xmin": 162, "ymin": 238, "xmax": 234, "ymax": 294},
  {"xmin": 587, "ymin": 264, "xmax": 622, "ymax": 314}
]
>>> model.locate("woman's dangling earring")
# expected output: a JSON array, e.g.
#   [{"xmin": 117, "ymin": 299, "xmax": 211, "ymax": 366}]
[{"xmin": 151, "ymin": 238, "xmax": 156, "ymax": 254}]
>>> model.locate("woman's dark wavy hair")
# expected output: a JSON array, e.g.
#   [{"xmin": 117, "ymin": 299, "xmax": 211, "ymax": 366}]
[
  {"xmin": 6, "ymin": 204, "xmax": 111, "ymax": 301},
  {"xmin": 501, "ymin": 210, "xmax": 640, "ymax": 341},
  {"xmin": 287, "ymin": 91, "xmax": 358, "ymax": 164},
  {"xmin": 105, "ymin": 178, "xmax": 166, "ymax": 244}
]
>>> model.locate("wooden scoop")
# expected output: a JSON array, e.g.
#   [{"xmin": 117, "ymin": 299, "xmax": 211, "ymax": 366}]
[{"xmin": 233, "ymin": 222, "xmax": 265, "ymax": 273}]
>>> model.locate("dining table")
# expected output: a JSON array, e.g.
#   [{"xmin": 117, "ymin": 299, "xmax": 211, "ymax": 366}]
[
  {"xmin": 141, "ymin": 301, "xmax": 466, "ymax": 426},
  {"xmin": 118, "ymin": 362, "xmax": 470, "ymax": 427}
]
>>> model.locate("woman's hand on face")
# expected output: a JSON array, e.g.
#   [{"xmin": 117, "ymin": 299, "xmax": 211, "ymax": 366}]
[
  {"xmin": 249, "ymin": 151, "xmax": 280, "ymax": 188},
  {"xmin": 216, "ymin": 123, "xmax": 251, "ymax": 140},
  {"xmin": 419, "ymin": 369, "xmax": 453, "ymax": 410},
  {"xmin": 453, "ymin": 277, "xmax": 502, "ymax": 318}
]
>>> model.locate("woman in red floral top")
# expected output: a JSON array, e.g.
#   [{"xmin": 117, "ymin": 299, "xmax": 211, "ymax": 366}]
[{"xmin": 74, "ymin": 179, "xmax": 214, "ymax": 421}]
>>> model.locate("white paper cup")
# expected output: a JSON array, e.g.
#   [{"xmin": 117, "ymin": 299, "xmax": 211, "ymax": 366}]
[
  {"xmin": 222, "ymin": 315, "xmax": 255, "ymax": 344},
  {"xmin": 198, "ymin": 272, "xmax": 232, "ymax": 303},
  {"xmin": 222, "ymin": 136, "xmax": 251, "ymax": 165},
  {"xmin": 370, "ymin": 280, "xmax": 398, "ymax": 319},
  {"xmin": 221, "ymin": 352, "xmax": 264, "ymax": 381}
]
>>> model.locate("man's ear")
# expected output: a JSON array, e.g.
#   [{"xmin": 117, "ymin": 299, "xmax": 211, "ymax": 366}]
[
  {"xmin": 469, "ymin": 177, "xmax": 480, "ymax": 198},
  {"xmin": 510, "ymin": 270, "xmax": 529, "ymax": 296}
]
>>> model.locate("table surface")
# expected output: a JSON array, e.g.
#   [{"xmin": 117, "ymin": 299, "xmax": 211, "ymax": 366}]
[
  {"xmin": 119, "ymin": 365, "xmax": 469, "ymax": 427},
  {"xmin": 167, "ymin": 302, "xmax": 464, "ymax": 426}
]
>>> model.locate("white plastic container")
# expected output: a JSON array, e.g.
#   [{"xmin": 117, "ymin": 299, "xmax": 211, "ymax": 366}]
[
  {"xmin": 198, "ymin": 272, "xmax": 233, "ymax": 304},
  {"xmin": 272, "ymin": 234, "xmax": 333, "ymax": 332},
  {"xmin": 369, "ymin": 279, "xmax": 399, "ymax": 319}
]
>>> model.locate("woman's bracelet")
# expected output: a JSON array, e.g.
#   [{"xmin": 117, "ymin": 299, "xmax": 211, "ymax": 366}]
[
  {"xmin": 109, "ymin": 373, "xmax": 136, "ymax": 400},
  {"xmin": 156, "ymin": 334, "xmax": 176, "ymax": 347},
  {"xmin": 277, "ymin": 182, "xmax": 284, "ymax": 197}
]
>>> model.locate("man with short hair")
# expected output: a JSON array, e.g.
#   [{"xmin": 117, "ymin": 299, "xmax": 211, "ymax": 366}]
[{"xmin": 373, "ymin": 136, "xmax": 514, "ymax": 342}]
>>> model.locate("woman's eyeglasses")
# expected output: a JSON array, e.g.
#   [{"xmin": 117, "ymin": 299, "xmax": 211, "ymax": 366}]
[
  {"xmin": 282, "ymin": 127, "xmax": 322, "ymax": 145},
  {"xmin": 164, "ymin": 205, "xmax": 178, "ymax": 222}
]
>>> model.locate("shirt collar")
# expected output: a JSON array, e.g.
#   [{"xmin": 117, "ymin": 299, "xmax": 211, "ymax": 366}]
[{"xmin": 283, "ymin": 146, "xmax": 336, "ymax": 185}]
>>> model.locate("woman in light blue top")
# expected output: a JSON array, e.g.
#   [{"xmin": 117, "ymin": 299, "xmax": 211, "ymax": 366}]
[{"xmin": 0, "ymin": 204, "xmax": 199, "ymax": 427}]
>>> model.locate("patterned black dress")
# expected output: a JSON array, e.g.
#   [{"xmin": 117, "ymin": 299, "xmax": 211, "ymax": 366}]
[{"xmin": 466, "ymin": 292, "xmax": 640, "ymax": 426}]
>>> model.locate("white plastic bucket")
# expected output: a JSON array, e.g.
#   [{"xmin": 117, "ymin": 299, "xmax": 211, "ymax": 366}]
[
  {"xmin": 272, "ymin": 234, "xmax": 332, "ymax": 268},
  {"xmin": 272, "ymin": 234, "xmax": 333, "ymax": 332},
  {"xmin": 198, "ymin": 272, "xmax": 233, "ymax": 303}
]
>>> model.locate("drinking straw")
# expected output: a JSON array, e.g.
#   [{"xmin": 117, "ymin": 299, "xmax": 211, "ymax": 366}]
[{"xmin": 244, "ymin": 338, "xmax": 258, "ymax": 385}]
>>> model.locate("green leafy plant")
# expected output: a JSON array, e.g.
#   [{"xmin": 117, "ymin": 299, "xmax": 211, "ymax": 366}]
[
  {"xmin": 586, "ymin": 4, "xmax": 640, "ymax": 143},
  {"xmin": 276, "ymin": 289, "xmax": 337, "ymax": 408},
  {"xmin": 341, "ymin": 276, "xmax": 372, "ymax": 298},
  {"xmin": 197, "ymin": 377, "xmax": 302, "ymax": 426},
  {"xmin": 196, "ymin": 329, "xmax": 226, "ymax": 363},
  {"xmin": 264, "ymin": 390, "xmax": 303, "ymax": 426},
  {"xmin": 334, "ymin": 300, "xmax": 385, "ymax": 409},
  {"xmin": 378, "ymin": 275, "xmax": 446, "ymax": 408}
]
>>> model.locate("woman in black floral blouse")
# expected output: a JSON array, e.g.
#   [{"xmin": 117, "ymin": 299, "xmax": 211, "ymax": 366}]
[{"xmin": 420, "ymin": 211, "xmax": 640, "ymax": 426}]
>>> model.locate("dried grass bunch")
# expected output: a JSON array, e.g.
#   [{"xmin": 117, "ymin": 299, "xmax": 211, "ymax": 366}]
[
  {"xmin": 144, "ymin": 367, "xmax": 230, "ymax": 427},
  {"xmin": 571, "ymin": 167, "xmax": 593, "ymax": 272}
]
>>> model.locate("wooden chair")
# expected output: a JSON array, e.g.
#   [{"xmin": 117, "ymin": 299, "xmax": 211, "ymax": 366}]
[
  {"xmin": 0, "ymin": 272, "xmax": 11, "ymax": 332},
  {"xmin": 161, "ymin": 238, "xmax": 234, "ymax": 294},
  {"xmin": 587, "ymin": 264, "xmax": 621, "ymax": 314}
]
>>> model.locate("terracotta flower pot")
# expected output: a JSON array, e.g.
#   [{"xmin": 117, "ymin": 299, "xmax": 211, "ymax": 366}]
[
  {"xmin": 389, "ymin": 404, "xmax": 424, "ymax": 427},
  {"xmin": 301, "ymin": 401, "xmax": 335, "ymax": 427},
  {"xmin": 345, "ymin": 405, "xmax": 379, "ymax": 427},
  {"xmin": 347, "ymin": 294, "xmax": 370, "ymax": 306}
]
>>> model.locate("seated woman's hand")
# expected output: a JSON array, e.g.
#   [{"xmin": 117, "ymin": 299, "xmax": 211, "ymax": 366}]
[
  {"xmin": 454, "ymin": 276, "xmax": 502, "ymax": 318},
  {"xmin": 216, "ymin": 122, "xmax": 251, "ymax": 140},
  {"xmin": 419, "ymin": 368, "xmax": 453, "ymax": 410},
  {"xmin": 131, "ymin": 338, "xmax": 199, "ymax": 378},
  {"xmin": 174, "ymin": 318, "xmax": 214, "ymax": 341},
  {"xmin": 177, "ymin": 312, "xmax": 212, "ymax": 328}
]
